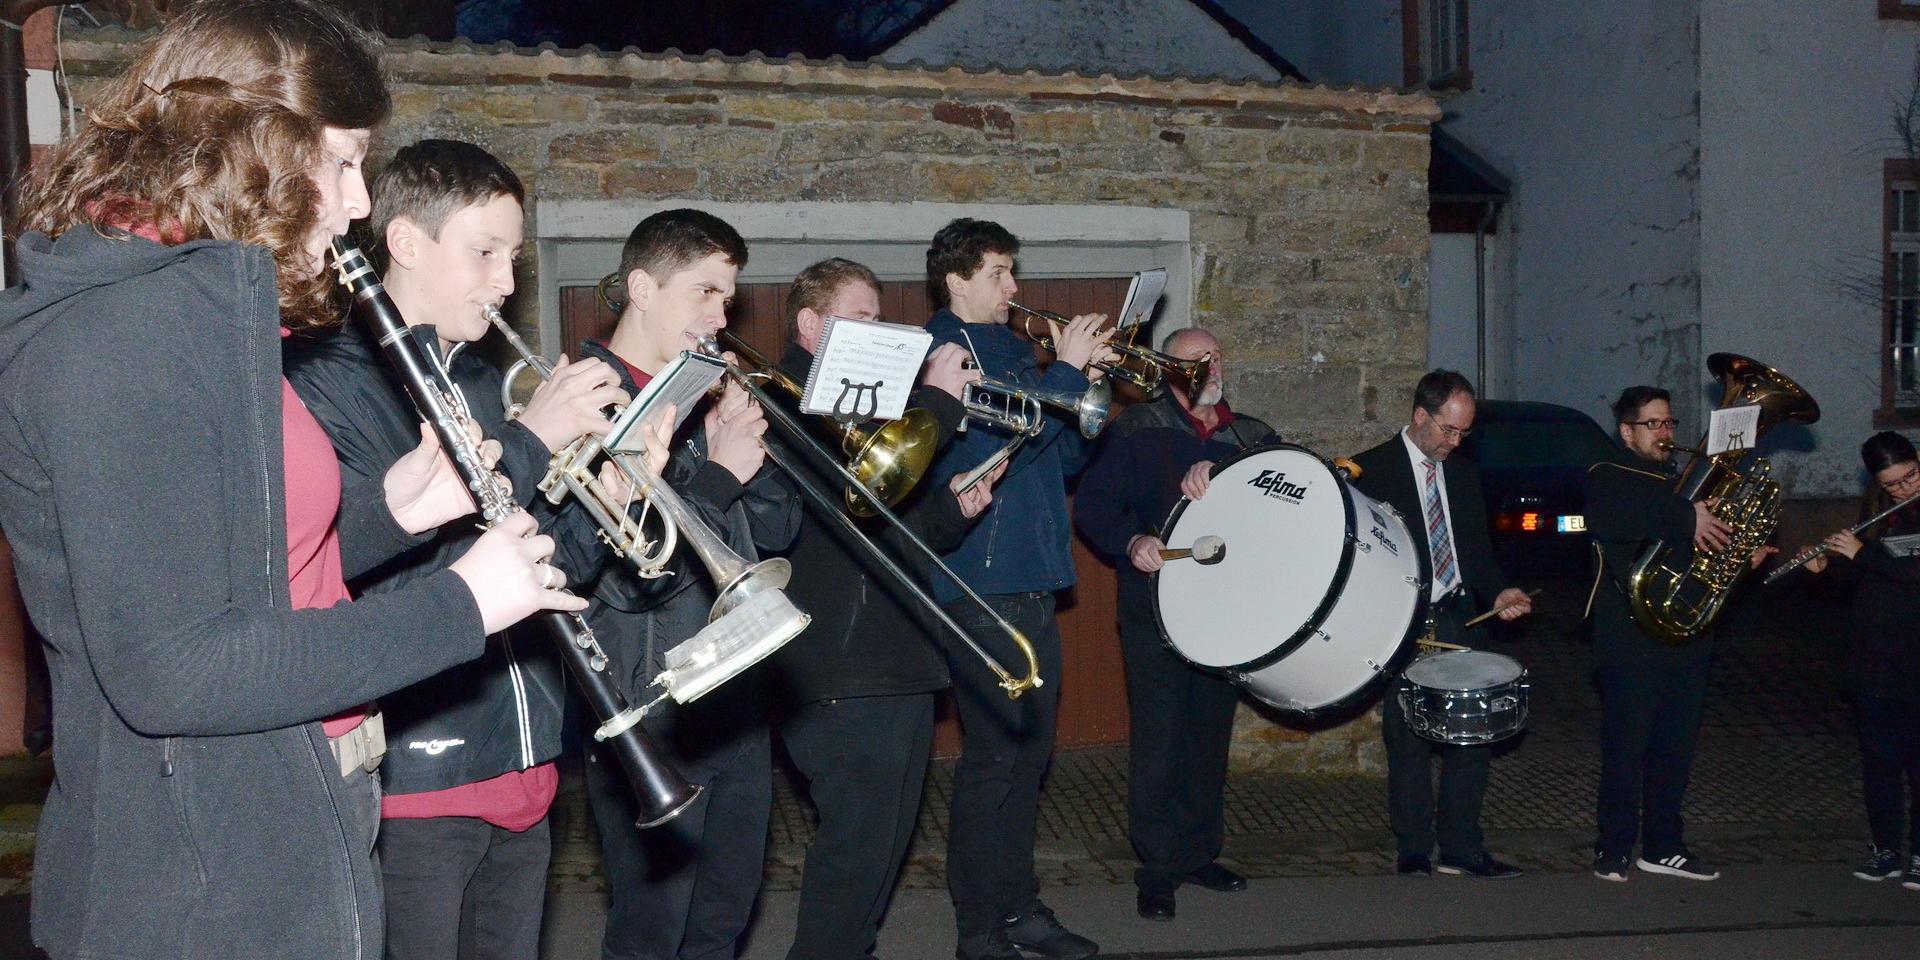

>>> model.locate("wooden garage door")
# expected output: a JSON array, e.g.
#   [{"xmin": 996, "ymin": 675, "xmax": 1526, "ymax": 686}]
[{"xmin": 559, "ymin": 276, "xmax": 1140, "ymax": 754}]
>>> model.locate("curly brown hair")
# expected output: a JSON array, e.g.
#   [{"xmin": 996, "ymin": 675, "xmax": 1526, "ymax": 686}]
[{"xmin": 19, "ymin": 0, "xmax": 391, "ymax": 329}]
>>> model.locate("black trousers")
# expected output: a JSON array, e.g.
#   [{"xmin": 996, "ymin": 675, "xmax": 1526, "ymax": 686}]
[
  {"xmin": 1118, "ymin": 601, "xmax": 1238, "ymax": 893},
  {"xmin": 585, "ymin": 722, "xmax": 771, "ymax": 960},
  {"xmin": 1593, "ymin": 660, "xmax": 1708, "ymax": 861},
  {"xmin": 780, "ymin": 693, "xmax": 936, "ymax": 960},
  {"xmin": 378, "ymin": 814, "xmax": 552, "ymax": 960},
  {"xmin": 1381, "ymin": 602, "xmax": 1492, "ymax": 861},
  {"xmin": 1856, "ymin": 693, "xmax": 1920, "ymax": 854},
  {"xmin": 942, "ymin": 592, "xmax": 1064, "ymax": 938}
]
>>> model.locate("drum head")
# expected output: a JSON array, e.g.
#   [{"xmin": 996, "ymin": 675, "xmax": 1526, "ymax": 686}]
[
  {"xmin": 1154, "ymin": 445, "xmax": 1352, "ymax": 669},
  {"xmin": 1402, "ymin": 650, "xmax": 1523, "ymax": 690}
]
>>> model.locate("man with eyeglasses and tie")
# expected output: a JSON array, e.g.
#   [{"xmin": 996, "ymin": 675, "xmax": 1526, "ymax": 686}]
[
  {"xmin": 1352, "ymin": 369, "xmax": 1534, "ymax": 880},
  {"xmin": 1584, "ymin": 384, "xmax": 1763, "ymax": 884}
]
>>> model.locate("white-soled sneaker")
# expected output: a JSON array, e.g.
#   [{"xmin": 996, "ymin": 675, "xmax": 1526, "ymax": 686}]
[
  {"xmin": 1854, "ymin": 847, "xmax": 1903, "ymax": 881},
  {"xmin": 1637, "ymin": 852, "xmax": 1720, "ymax": 881},
  {"xmin": 1903, "ymin": 854, "xmax": 1920, "ymax": 891}
]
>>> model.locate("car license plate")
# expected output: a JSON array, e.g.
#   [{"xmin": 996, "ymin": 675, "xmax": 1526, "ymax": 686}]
[{"xmin": 1557, "ymin": 515, "xmax": 1586, "ymax": 533}]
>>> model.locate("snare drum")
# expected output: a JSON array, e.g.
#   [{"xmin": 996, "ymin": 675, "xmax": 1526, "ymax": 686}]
[
  {"xmin": 1396, "ymin": 650, "xmax": 1530, "ymax": 745},
  {"xmin": 1153, "ymin": 444, "xmax": 1428, "ymax": 715}
]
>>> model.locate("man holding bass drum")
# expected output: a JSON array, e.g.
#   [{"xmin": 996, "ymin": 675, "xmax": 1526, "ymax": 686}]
[{"xmin": 1074, "ymin": 328, "xmax": 1271, "ymax": 922}]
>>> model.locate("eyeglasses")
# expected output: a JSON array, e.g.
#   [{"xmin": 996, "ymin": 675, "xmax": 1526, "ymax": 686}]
[
  {"xmin": 1624, "ymin": 418, "xmax": 1680, "ymax": 431},
  {"xmin": 1880, "ymin": 464, "xmax": 1920, "ymax": 492},
  {"xmin": 1436, "ymin": 424, "xmax": 1472, "ymax": 441}
]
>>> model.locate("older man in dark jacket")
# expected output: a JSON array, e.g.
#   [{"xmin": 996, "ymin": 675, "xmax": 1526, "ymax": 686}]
[{"xmin": 1075, "ymin": 327, "xmax": 1271, "ymax": 922}]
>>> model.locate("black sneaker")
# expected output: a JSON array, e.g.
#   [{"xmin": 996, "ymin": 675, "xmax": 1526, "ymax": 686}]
[
  {"xmin": 1904, "ymin": 854, "xmax": 1920, "ymax": 891},
  {"xmin": 1000, "ymin": 902, "xmax": 1099, "ymax": 960},
  {"xmin": 1636, "ymin": 852, "xmax": 1719, "ymax": 881},
  {"xmin": 1853, "ymin": 847, "xmax": 1903, "ymax": 881},
  {"xmin": 1593, "ymin": 853, "xmax": 1629, "ymax": 882},
  {"xmin": 956, "ymin": 929, "xmax": 1021, "ymax": 960}
]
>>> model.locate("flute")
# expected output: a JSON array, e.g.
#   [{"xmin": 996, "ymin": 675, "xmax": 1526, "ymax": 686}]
[{"xmin": 1764, "ymin": 490, "xmax": 1920, "ymax": 585}]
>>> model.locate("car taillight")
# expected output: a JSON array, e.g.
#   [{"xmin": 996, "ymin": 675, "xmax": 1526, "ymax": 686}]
[{"xmin": 1520, "ymin": 512, "xmax": 1540, "ymax": 532}]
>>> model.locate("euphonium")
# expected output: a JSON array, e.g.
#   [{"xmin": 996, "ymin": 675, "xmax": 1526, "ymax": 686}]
[
  {"xmin": 1626, "ymin": 353, "xmax": 1819, "ymax": 643},
  {"xmin": 1006, "ymin": 300, "xmax": 1213, "ymax": 404},
  {"xmin": 483, "ymin": 306, "xmax": 792, "ymax": 622}
]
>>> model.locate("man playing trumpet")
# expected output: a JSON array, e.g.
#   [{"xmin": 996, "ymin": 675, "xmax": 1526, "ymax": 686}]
[
  {"xmin": 1074, "ymin": 327, "xmax": 1272, "ymax": 921},
  {"xmin": 922, "ymin": 218, "xmax": 1115, "ymax": 960}
]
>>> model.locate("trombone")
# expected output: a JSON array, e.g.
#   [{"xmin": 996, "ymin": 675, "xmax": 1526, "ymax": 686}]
[
  {"xmin": 484, "ymin": 305, "xmax": 792, "ymax": 621},
  {"xmin": 953, "ymin": 375, "xmax": 1110, "ymax": 496},
  {"xmin": 1006, "ymin": 299, "xmax": 1213, "ymax": 405},
  {"xmin": 598, "ymin": 272, "xmax": 941, "ymax": 517},
  {"xmin": 696, "ymin": 335, "xmax": 1046, "ymax": 699}
]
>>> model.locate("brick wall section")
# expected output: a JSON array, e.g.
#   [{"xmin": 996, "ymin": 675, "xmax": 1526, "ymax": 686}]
[{"xmin": 58, "ymin": 34, "xmax": 1439, "ymax": 772}]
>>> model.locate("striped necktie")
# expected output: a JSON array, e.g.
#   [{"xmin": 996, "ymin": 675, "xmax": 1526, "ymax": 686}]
[{"xmin": 1423, "ymin": 459, "xmax": 1459, "ymax": 594}]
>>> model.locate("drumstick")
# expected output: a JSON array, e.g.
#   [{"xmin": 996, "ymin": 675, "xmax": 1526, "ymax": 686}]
[
  {"xmin": 1159, "ymin": 535, "xmax": 1226, "ymax": 565},
  {"xmin": 1416, "ymin": 637, "xmax": 1470, "ymax": 651},
  {"xmin": 1462, "ymin": 589, "xmax": 1542, "ymax": 628}
]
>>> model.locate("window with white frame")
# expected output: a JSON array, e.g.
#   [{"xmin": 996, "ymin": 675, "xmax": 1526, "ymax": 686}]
[{"xmin": 1890, "ymin": 182, "xmax": 1920, "ymax": 407}]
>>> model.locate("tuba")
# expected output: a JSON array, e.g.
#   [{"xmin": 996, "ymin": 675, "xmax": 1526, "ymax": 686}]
[{"xmin": 1626, "ymin": 353, "xmax": 1819, "ymax": 643}]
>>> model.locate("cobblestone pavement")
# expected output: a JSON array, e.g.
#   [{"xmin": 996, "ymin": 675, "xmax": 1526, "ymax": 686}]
[{"xmin": 548, "ymin": 577, "xmax": 1874, "ymax": 895}]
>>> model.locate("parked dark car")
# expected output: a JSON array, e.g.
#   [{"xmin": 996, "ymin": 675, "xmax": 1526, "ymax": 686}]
[{"xmin": 1462, "ymin": 400, "xmax": 1623, "ymax": 578}]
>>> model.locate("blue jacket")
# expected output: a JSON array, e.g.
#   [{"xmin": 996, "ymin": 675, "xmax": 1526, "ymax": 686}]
[{"xmin": 924, "ymin": 309, "xmax": 1091, "ymax": 600}]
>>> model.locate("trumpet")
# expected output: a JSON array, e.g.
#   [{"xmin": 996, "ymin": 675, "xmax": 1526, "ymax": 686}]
[
  {"xmin": 1006, "ymin": 300, "xmax": 1213, "ymax": 405},
  {"xmin": 484, "ymin": 306, "xmax": 793, "ymax": 622},
  {"xmin": 695, "ymin": 336, "xmax": 1046, "ymax": 698},
  {"xmin": 953, "ymin": 375, "xmax": 1110, "ymax": 495},
  {"xmin": 712, "ymin": 330, "xmax": 942, "ymax": 518}
]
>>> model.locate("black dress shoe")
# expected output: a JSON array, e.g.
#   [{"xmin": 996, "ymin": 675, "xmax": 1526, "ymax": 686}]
[
  {"xmin": 1436, "ymin": 852, "xmax": 1524, "ymax": 879},
  {"xmin": 1397, "ymin": 852, "xmax": 1433, "ymax": 876},
  {"xmin": 1185, "ymin": 861, "xmax": 1247, "ymax": 892},
  {"xmin": 1000, "ymin": 902, "xmax": 1098, "ymax": 960},
  {"xmin": 1136, "ymin": 887, "xmax": 1176, "ymax": 921}
]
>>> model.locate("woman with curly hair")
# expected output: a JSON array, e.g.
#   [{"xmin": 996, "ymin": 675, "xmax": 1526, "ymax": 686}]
[{"xmin": 0, "ymin": 3, "xmax": 582, "ymax": 957}]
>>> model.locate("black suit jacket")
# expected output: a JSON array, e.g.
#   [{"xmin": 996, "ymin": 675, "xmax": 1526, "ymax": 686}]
[{"xmin": 1351, "ymin": 432, "xmax": 1506, "ymax": 615}]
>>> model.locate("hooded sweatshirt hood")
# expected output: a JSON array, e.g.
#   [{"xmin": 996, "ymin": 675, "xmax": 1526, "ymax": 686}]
[{"xmin": 0, "ymin": 227, "xmax": 240, "ymax": 375}]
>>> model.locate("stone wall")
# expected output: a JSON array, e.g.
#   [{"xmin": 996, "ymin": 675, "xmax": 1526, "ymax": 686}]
[{"xmin": 61, "ymin": 34, "xmax": 1439, "ymax": 771}]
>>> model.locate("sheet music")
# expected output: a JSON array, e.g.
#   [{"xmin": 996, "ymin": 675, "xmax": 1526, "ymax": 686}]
[
  {"xmin": 1115, "ymin": 268, "xmax": 1168, "ymax": 332},
  {"xmin": 605, "ymin": 351, "xmax": 727, "ymax": 455},
  {"xmin": 799, "ymin": 316, "xmax": 932, "ymax": 421},
  {"xmin": 1881, "ymin": 532, "xmax": 1920, "ymax": 559},
  {"xmin": 1705, "ymin": 405, "xmax": 1761, "ymax": 456}
]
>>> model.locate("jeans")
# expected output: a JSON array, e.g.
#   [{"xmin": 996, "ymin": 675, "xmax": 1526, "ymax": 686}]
[
  {"xmin": 941, "ymin": 592, "xmax": 1063, "ymax": 938},
  {"xmin": 1856, "ymin": 694, "xmax": 1920, "ymax": 854},
  {"xmin": 378, "ymin": 815, "xmax": 552, "ymax": 960}
]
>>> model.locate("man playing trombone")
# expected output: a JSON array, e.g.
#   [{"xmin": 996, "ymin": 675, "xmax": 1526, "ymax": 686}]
[
  {"xmin": 757, "ymin": 257, "xmax": 1006, "ymax": 960},
  {"xmin": 922, "ymin": 218, "xmax": 1114, "ymax": 960},
  {"xmin": 1073, "ymin": 327, "xmax": 1271, "ymax": 922},
  {"xmin": 578, "ymin": 209, "xmax": 801, "ymax": 960}
]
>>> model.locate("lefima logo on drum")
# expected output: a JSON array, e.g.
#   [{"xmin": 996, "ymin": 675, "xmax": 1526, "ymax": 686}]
[{"xmin": 1246, "ymin": 469, "xmax": 1309, "ymax": 503}]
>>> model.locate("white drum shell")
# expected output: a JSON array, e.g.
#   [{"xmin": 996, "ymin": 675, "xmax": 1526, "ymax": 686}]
[{"xmin": 1154, "ymin": 446, "xmax": 1426, "ymax": 714}]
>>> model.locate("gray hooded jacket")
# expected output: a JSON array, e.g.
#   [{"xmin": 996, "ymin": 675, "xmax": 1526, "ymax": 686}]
[{"xmin": 0, "ymin": 227, "xmax": 485, "ymax": 959}]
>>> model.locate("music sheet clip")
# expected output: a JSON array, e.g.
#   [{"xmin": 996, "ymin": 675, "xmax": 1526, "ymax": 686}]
[
  {"xmin": 1705, "ymin": 405, "xmax": 1761, "ymax": 456},
  {"xmin": 605, "ymin": 350, "xmax": 727, "ymax": 455},
  {"xmin": 654, "ymin": 588, "xmax": 812, "ymax": 705},
  {"xmin": 800, "ymin": 317, "xmax": 932, "ymax": 423}
]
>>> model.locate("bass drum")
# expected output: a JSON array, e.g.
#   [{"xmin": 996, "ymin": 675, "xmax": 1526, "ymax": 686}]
[{"xmin": 1153, "ymin": 444, "xmax": 1427, "ymax": 715}]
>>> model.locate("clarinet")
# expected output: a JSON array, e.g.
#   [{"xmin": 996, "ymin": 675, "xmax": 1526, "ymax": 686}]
[{"xmin": 328, "ymin": 239, "xmax": 700, "ymax": 827}]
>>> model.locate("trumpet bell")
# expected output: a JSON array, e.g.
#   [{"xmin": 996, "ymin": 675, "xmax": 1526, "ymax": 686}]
[
  {"xmin": 1076, "ymin": 377, "xmax": 1113, "ymax": 437},
  {"xmin": 845, "ymin": 408, "xmax": 941, "ymax": 517}
]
